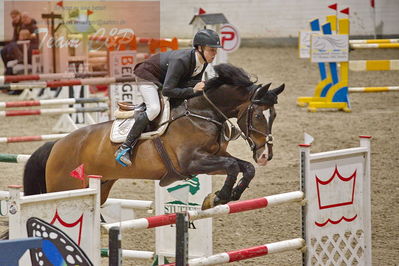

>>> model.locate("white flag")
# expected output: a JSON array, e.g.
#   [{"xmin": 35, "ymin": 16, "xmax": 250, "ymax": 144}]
[{"xmin": 304, "ymin": 132, "xmax": 314, "ymax": 145}]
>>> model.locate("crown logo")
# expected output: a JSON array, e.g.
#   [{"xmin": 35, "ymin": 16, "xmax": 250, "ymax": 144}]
[
  {"xmin": 50, "ymin": 209, "xmax": 84, "ymax": 245},
  {"xmin": 315, "ymin": 165, "xmax": 356, "ymax": 210}
]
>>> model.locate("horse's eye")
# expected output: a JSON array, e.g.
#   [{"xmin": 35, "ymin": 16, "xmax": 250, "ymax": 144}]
[{"xmin": 255, "ymin": 113, "xmax": 263, "ymax": 119}]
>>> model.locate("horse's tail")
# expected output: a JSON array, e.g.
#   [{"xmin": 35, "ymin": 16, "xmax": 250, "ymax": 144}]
[{"xmin": 23, "ymin": 141, "xmax": 56, "ymax": 196}]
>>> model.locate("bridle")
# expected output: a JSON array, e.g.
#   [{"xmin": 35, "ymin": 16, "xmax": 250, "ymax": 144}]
[
  {"xmin": 202, "ymin": 85, "xmax": 275, "ymax": 157},
  {"xmin": 158, "ymin": 85, "xmax": 275, "ymax": 158},
  {"xmin": 236, "ymin": 85, "xmax": 274, "ymax": 154}
]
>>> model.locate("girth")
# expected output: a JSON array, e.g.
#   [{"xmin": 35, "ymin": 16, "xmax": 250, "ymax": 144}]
[{"xmin": 152, "ymin": 137, "xmax": 191, "ymax": 187}]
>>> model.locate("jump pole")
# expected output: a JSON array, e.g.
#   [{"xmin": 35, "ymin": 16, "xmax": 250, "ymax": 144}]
[
  {"xmin": 0, "ymin": 134, "xmax": 68, "ymax": 143},
  {"xmin": 102, "ymin": 191, "xmax": 305, "ymax": 231},
  {"xmin": 349, "ymin": 38, "xmax": 399, "ymax": 44},
  {"xmin": 349, "ymin": 59, "xmax": 399, "ymax": 71},
  {"xmin": 0, "ymin": 71, "xmax": 108, "ymax": 84},
  {"xmin": 350, "ymin": 43, "xmax": 399, "ymax": 49},
  {"xmin": 349, "ymin": 86, "xmax": 399, "ymax": 93},
  {"xmin": 0, "ymin": 106, "xmax": 108, "ymax": 117},
  {"xmin": 161, "ymin": 238, "xmax": 305, "ymax": 266},
  {"xmin": 0, "ymin": 97, "xmax": 108, "ymax": 108},
  {"xmin": 0, "ymin": 77, "xmax": 143, "ymax": 91},
  {"xmin": 0, "ymin": 153, "xmax": 30, "ymax": 163}
]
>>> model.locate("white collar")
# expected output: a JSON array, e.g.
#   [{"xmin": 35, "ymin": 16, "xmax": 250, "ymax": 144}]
[{"xmin": 193, "ymin": 51, "xmax": 206, "ymax": 76}]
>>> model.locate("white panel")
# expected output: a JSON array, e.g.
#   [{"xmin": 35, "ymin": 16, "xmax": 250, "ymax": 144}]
[
  {"xmin": 155, "ymin": 174, "xmax": 213, "ymax": 258},
  {"xmin": 302, "ymin": 137, "xmax": 372, "ymax": 266}
]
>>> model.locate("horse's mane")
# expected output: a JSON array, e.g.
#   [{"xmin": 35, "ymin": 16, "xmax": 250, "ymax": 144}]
[{"xmin": 205, "ymin": 63, "xmax": 257, "ymax": 91}]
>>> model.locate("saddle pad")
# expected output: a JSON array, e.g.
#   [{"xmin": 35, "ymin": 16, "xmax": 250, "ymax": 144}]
[
  {"xmin": 110, "ymin": 98, "xmax": 171, "ymax": 143},
  {"xmin": 110, "ymin": 117, "xmax": 136, "ymax": 143}
]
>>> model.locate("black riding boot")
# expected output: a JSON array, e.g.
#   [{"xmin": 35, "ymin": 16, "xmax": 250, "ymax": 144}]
[{"xmin": 115, "ymin": 112, "xmax": 150, "ymax": 166}]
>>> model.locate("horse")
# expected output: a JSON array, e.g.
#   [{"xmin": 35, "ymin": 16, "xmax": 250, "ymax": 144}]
[{"xmin": 23, "ymin": 63, "xmax": 285, "ymax": 209}]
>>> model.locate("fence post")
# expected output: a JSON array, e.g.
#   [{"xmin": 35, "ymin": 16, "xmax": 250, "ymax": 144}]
[
  {"xmin": 109, "ymin": 226, "xmax": 122, "ymax": 266},
  {"xmin": 175, "ymin": 212, "xmax": 189, "ymax": 266}
]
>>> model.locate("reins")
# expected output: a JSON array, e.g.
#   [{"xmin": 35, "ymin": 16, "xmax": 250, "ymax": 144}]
[
  {"xmin": 158, "ymin": 98, "xmax": 223, "ymax": 128},
  {"xmin": 202, "ymin": 90, "xmax": 249, "ymax": 142},
  {"xmin": 158, "ymin": 85, "xmax": 274, "ymax": 154}
]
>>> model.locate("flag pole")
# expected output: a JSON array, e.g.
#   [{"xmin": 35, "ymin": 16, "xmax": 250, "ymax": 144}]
[
  {"xmin": 328, "ymin": 3, "xmax": 339, "ymax": 33},
  {"xmin": 371, "ymin": 0, "xmax": 377, "ymax": 39}
]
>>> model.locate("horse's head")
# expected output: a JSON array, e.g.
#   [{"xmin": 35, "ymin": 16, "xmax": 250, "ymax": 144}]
[
  {"xmin": 236, "ymin": 83, "xmax": 285, "ymax": 166},
  {"xmin": 203, "ymin": 63, "xmax": 284, "ymax": 165}
]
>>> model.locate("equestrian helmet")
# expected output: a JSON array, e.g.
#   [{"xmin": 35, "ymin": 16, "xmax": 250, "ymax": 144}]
[{"xmin": 193, "ymin": 29, "xmax": 222, "ymax": 48}]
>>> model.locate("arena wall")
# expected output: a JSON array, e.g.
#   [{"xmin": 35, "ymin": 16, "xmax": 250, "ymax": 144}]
[
  {"xmin": 160, "ymin": 0, "xmax": 399, "ymax": 39},
  {"xmin": 1, "ymin": 0, "xmax": 398, "ymax": 44}
]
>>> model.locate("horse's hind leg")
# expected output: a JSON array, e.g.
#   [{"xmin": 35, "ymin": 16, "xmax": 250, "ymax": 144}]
[
  {"xmin": 100, "ymin": 180, "xmax": 117, "ymax": 205},
  {"xmin": 231, "ymin": 159, "xmax": 255, "ymax": 201}
]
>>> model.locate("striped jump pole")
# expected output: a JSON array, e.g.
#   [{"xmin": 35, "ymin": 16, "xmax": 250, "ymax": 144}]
[
  {"xmin": 102, "ymin": 191, "xmax": 305, "ymax": 231},
  {"xmin": 0, "ymin": 97, "xmax": 108, "ymax": 108},
  {"xmin": 349, "ymin": 86, "xmax": 399, "ymax": 93},
  {"xmin": 349, "ymin": 59, "xmax": 399, "ymax": 71},
  {"xmin": 0, "ymin": 134, "xmax": 68, "ymax": 143},
  {"xmin": 0, "ymin": 71, "xmax": 108, "ymax": 84},
  {"xmin": 0, "ymin": 77, "xmax": 141, "ymax": 91},
  {"xmin": 349, "ymin": 38, "xmax": 399, "ymax": 44},
  {"xmin": 0, "ymin": 106, "xmax": 108, "ymax": 117},
  {"xmin": 101, "ymin": 198, "xmax": 154, "ymax": 210},
  {"xmin": 350, "ymin": 43, "xmax": 399, "ymax": 49},
  {"xmin": 0, "ymin": 153, "xmax": 30, "ymax": 163},
  {"xmin": 101, "ymin": 248, "xmax": 155, "ymax": 260},
  {"xmin": 161, "ymin": 238, "xmax": 305, "ymax": 266}
]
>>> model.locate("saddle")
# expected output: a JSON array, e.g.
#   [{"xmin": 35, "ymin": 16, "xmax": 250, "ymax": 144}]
[
  {"xmin": 110, "ymin": 96, "xmax": 190, "ymax": 187},
  {"xmin": 110, "ymin": 96, "xmax": 170, "ymax": 143}
]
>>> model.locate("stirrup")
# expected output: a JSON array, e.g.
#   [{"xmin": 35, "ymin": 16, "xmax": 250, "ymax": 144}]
[{"xmin": 115, "ymin": 147, "xmax": 131, "ymax": 167}]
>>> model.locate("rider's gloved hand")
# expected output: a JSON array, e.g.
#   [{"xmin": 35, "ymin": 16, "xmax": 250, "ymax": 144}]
[{"xmin": 193, "ymin": 81, "xmax": 205, "ymax": 92}]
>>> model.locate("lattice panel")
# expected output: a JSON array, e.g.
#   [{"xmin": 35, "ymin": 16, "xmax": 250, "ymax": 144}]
[{"xmin": 309, "ymin": 229, "xmax": 365, "ymax": 265}]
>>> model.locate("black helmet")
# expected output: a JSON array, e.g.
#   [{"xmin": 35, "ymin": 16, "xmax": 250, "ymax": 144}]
[{"xmin": 193, "ymin": 29, "xmax": 222, "ymax": 48}]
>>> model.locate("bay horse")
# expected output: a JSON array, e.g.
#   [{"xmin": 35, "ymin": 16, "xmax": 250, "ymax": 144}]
[{"xmin": 23, "ymin": 63, "xmax": 284, "ymax": 209}]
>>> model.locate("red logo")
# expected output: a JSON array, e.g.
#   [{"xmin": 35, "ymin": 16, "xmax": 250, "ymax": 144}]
[{"xmin": 221, "ymin": 24, "xmax": 240, "ymax": 53}]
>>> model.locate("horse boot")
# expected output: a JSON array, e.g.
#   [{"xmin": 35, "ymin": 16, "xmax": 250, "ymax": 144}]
[{"xmin": 115, "ymin": 112, "xmax": 150, "ymax": 166}]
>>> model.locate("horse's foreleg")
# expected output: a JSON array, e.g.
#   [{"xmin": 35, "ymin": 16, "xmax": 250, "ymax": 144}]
[
  {"xmin": 231, "ymin": 159, "xmax": 255, "ymax": 201},
  {"xmin": 186, "ymin": 155, "xmax": 240, "ymax": 207},
  {"xmin": 215, "ymin": 160, "xmax": 240, "ymax": 205}
]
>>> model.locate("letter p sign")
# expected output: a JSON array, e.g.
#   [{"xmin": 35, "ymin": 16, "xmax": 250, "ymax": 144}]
[{"xmin": 220, "ymin": 24, "xmax": 241, "ymax": 53}]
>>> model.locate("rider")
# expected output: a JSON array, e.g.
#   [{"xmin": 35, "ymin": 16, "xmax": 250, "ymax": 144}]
[{"xmin": 115, "ymin": 29, "xmax": 222, "ymax": 166}]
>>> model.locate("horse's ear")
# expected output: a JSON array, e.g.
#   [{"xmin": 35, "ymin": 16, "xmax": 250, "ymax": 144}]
[
  {"xmin": 252, "ymin": 83, "xmax": 271, "ymax": 102},
  {"xmin": 253, "ymin": 83, "xmax": 284, "ymax": 105},
  {"xmin": 270, "ymin": 83, "xmax": 285, "ymax": 95}
]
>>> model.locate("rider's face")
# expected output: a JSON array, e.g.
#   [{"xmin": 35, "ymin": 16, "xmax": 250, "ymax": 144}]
[
  {"xmin": 11, "ymin": 14, "xmax": 21, "ymax": 24},
  {"xmin": 202, "ymin": 46, "xmax": 218, "ymax": 63}
]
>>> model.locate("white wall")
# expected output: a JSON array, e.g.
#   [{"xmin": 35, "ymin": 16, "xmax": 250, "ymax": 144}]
[
  {"xmin": 1, "ymin": 0, "xmax": 398, "ymax": 41},
  {"xmin": 160, "ymin": 0, "xmax": 399, "ymax": 38}
]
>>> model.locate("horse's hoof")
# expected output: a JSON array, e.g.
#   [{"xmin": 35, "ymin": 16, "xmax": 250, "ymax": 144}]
[
  {"xmin": 201, "ymin": 193, "xmax": 217, "ymax": 210},
  {"xmin": 231, "ymin": 191, "xmax": 240, "ymax": 201}
]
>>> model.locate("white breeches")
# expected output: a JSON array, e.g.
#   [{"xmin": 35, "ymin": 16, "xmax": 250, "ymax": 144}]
[{"xmin": 139, "ymin": 84, "xmax": 161, "ymax": 121}]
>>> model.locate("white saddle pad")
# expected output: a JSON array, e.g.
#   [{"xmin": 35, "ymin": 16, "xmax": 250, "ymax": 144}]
[{"xmin": 110, "ymin": 98, "xmax": 170, "ymax": 143}]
